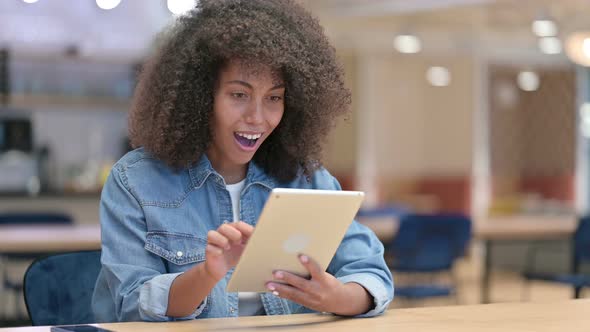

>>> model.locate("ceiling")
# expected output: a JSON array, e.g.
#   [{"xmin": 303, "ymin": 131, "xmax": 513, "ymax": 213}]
[
  {"xmin": 308, "ymin": 0, "xmax": 590, "ymax": 65},
  {"xmin": 1, "ymin": 0, "xmax": 590, "ymax": 64},
  {"xmin": 0, "ymin": 0, "xmax": 173, "ymax": 62},
  {"xmin": 304, "ymin": 0, "xmax": 495, "ymax": 16}
]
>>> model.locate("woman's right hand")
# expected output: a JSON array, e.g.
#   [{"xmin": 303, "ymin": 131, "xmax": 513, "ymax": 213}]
[{"xmin": 204, "ymin": 221, "xmax": 254, "ymax": 281}]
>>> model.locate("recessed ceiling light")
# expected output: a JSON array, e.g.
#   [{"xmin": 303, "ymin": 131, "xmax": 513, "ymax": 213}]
[
  {"xmin": 538, "ymin": 37, "xmax": 562, "ymax": 55},
  {"xmin": 96, "ymin": 0, "xmax": 121, "ymax": 10},
  {"xmin": 393, "ymin": 34, "xmax": 421, "ymax": 54},
  {"xmin": 426, "ymin": 66, "xmax": 451, "ymax": 87},
  {"xmin": 517, "ymin": 71, "xmax": 540, "ymax": 92},
  {"xmin": 532, "ymin": 19, "xmax": 557, "ymax": 37},
  {"xmin": 167, "ymin": 0, "xmax": 196, "ymax": 15}
]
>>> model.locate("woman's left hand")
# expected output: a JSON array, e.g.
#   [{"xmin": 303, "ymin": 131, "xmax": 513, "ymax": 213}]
[{"xmin": 266, "ymin": 254, "xmax": 373, "ymax": 316}]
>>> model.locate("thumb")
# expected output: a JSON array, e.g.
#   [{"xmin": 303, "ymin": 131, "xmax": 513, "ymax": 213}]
[{"xmin": 299, "ymin": 254, "xmax": 325, "ymax": 280}]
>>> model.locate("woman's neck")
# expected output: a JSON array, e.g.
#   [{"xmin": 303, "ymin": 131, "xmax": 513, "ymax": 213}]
[
  {"xmin": 206, "ymin": 154, "xmax": 247, "ymax": 184},
  {"xmin": 222, "ymin": 170, "xmax": 247, "ymax": 184}
]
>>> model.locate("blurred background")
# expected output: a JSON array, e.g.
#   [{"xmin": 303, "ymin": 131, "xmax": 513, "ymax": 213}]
[{"xmin": 2, "ymin": 0, "xmax": 590, "ymax": 326}]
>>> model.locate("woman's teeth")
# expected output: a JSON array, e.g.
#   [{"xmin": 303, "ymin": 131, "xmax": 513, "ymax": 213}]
[
  {"xmin": 236, "ymin": 132, "xmax": 262, "ymax": 140},
  {"xmin": 234, "ymin": 132, "xmax": 262, "ymax": 148}
]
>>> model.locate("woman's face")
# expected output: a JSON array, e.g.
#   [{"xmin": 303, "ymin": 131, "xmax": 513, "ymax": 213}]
[{"xmin": 207, "ymin": 60, "xmax": 285, "ymax": 176}]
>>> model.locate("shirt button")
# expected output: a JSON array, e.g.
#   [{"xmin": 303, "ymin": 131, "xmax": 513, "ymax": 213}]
[
  {"xmin": 230, "ymin": 307, "xmax": 235, "ymax": 314},
  {"xmin": 176, "ymin": 251, "xmax": 183, "ymax": 257}
]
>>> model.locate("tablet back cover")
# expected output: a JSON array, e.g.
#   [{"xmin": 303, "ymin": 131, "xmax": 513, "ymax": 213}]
[{"xmin": 226, "ymin": 188, "xmax": 364, "ymax": 292}]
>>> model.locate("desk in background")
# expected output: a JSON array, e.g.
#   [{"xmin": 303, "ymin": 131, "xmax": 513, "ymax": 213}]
[
  {"xmin": 2, "ymin": 299, "xmax": 589, "ymax": 331},
  {"xmin": 0, "ymin": 224, "xmax": 101, "ymax": 253},
  {"xmin": 357, "ymin": 214, "xmax": 577, "ymax": 303},
  {"xmin": 474, "ymin": 215, "xmax": 577, "ymax": 303}
]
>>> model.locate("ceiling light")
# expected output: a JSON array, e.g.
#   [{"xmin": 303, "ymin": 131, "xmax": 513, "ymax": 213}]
[
  {"xmin": 393, "ymin": 34, "xmax": 421, "ymax": 54},
  {"xmin": 426, "ymin": 66, "xmax": 451, "ymax": 87},
  {"xmin": 532, "ymin": 19, "xmax": 557, "ymax": 37},
  {"xmin": 167, "ymin": 0, "xmax": 196, "ymax": 15},
  {"xmin": 22, "ymin": 0, "xmax": 39, "ymax": 3},
  {"xmin": 538, "ymin": 37, "xmax": 562, "ymax": 55},
  {"xmin": 96, "ymin": 0, "xmax": 121, "ymax": 10},
  {"xmin": 565, "ymin": 32, "xmax": 590, "ymax": 67},
  {"xmin": 517, "ymin": 71, "xmax": 540, "ymax": 92}
]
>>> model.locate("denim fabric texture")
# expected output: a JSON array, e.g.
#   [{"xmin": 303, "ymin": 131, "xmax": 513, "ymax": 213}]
[{"xmin": 92, "ymin": 148, "xmax": 394, "ymax": 322}]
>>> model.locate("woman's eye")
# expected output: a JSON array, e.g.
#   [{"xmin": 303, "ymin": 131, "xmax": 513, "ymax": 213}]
[
  {"xmin": 231, "ymin": 92, "xmax": 248, "ymax": 99},
  {"xmin": 269, "ymin": 95, "xmax": 283, "ymax": 102}
]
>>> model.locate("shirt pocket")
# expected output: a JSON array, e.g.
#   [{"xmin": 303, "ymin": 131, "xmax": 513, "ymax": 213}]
[{"xmin": 144, "ymin": 231, "xmax": 207, "ymax": 265}]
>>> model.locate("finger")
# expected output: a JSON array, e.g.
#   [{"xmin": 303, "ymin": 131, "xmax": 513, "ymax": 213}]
[
  {"xmin": 266, "ymin": 282, "xmax": 307, "ymax": 306},
  {"xmin": 207, "ymin": 230, "xmax": 230, "ymax": 250},
  {"xmin": 299, "ymin": 254, "xmax": 325, "ymax": 281},
  {"xmin": 273, "ymin": 270, "xmax": 311, "ymax": 292},
  {"xmin": 232, "ymin": 221, "xmax": 255, "ymax": 241},
  {"xmin": 206, "ymin": 244, "xmax": 223, "ymax": 256},
  {"xmin": 217, "ymin": 224, "xmax": 243, "ymax": 244}
]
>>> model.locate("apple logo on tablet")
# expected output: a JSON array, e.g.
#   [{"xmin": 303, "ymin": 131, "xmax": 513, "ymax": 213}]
[{"xmin": 283, "ymin": 234, "xmax": 311, "ymax": 254}]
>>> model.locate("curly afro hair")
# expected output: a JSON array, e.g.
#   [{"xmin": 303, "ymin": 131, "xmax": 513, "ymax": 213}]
[{"xmin": 129, "ymin": 0, "xmax": 351, "ymax": 182}]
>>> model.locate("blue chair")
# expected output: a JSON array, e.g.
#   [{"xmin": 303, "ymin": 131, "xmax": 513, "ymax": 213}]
[
  {"xmin": 0, "ymin": 212, "xmax": 73, "ymax": 226},
  {"xmin": 357, "ymin": 205, "xmax": 411, "ymax": 219},
  {"xmin": 23, "ymin": 250, "xmax": 102, "ymax": 326},
  {"xmin": 388, "ymin": 213, "xmax": 472, "ymax": 300},
  {"xmin": 0, "ymin": 212, "xmax": 73, "ymax": 318},
  {"xmin": 523, "ymin": 216, "xmax": 590, "ymax": 298}
]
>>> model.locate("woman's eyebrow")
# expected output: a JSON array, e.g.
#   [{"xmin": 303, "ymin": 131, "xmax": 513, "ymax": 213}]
[
  {"xmin": 269, "ymin": 84, "xmax": 285, "ymax": 91},
  {"xmin": 225, "ymin": 80, "xmax": 285, "ymax": 91},
  {"xmin": 225, "ymin": 80, "xmax": 252, "ymax": 89}
]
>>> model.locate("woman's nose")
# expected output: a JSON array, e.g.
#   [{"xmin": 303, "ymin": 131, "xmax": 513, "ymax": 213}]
[{"xmin": 244, "ymin": 101, "xmax": 264, "ymax": 124}]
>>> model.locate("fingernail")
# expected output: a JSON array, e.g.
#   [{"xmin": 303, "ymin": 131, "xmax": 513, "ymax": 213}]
[
  {"xmin": 267, "ymin": 283, "xmax": 275, "ymax": 291},
  {"xmin": 300, "ymin": 255, "xmax": 309, "ymax": 263},
  {"xmin": 272, "ymin": 291, "xmax": 279, "ymax": 296},
  {"xmin": 274, "ymin": 271, "xmax": 284, "ymax": 279}
]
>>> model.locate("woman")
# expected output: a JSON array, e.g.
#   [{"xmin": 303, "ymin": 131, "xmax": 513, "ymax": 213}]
[{"xmin": 92, "ymin": 0, "xmax": 393, "ymax": 322}]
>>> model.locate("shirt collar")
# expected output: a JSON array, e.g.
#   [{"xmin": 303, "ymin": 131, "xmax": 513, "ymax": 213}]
[{"xmin": 189, "ymin": 154, "xmax": 277, "ymax": 189}]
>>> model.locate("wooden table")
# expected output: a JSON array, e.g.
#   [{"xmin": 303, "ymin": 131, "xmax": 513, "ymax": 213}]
[
  {"xmin": 0, "ymin": 224, "xmax": 101, "ymax": 253},
  {"xmin": 2, "ymin": 299, "xmax": 589, "ymax": 331},
  {"xmin": 474, "ymin": 215, "xmax": 577, "ymax": 303},
  {"xmin": 358, "ymin": 214, "xmax": 578, "ymax": 303}
]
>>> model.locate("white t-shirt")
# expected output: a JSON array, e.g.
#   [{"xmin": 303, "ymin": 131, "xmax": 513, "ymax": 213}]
[{"xmin": 226, "ymin": 179, "xmax": 265, "ymax": 316}]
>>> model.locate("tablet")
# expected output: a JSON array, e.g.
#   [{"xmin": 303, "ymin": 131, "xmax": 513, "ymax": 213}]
[{"xmin": 226, "ymin": 188, "xmax": 365, "ymax": 293}]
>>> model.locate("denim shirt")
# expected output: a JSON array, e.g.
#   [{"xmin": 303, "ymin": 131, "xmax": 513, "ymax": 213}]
[{"xmin": 92, "ymin": 148, "xmax": 394, "ymax": 322}]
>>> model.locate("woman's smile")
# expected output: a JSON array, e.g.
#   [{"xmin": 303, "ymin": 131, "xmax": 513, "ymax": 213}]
[{"xmin": 234, "ymin": 131, "xmax": 264, "ymax": 151}]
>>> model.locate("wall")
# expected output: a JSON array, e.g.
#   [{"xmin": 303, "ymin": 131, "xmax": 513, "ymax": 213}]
[
  {"xmin": 323, "ymin": 53, "xmax": 358, "ymax": 190},
  {"xmin": 489, "ymin": 65, "xmax": 576, "ymax": 211},
  {"xmin": 325, "ymin": 51, "xmax": 475, "ymax": 212}
]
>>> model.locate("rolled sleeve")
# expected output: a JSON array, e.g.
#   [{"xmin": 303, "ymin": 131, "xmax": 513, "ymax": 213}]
[
  {"xmin": 139, "ymin": 272, "xmax": 207, "ymax": 321},
  {"xmin": 337, "ymin": 273, "xmax": 393, "ymax": 317}
]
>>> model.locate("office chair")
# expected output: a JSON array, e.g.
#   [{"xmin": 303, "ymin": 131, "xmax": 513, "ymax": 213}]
[
  {"xmin": 0, "ymin": 212, "xmax": 73, "ymax": 318},
  {"xmin": 387, "ymin": 213, "xmax": 472, "ymax": 301},
  {"xmin": 523, "ymin": 215, "xmax": 590, "ymax": 299},
  {"xmin": 23, "ymin": 250, "xmax": 102, "ymax": 326}
]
